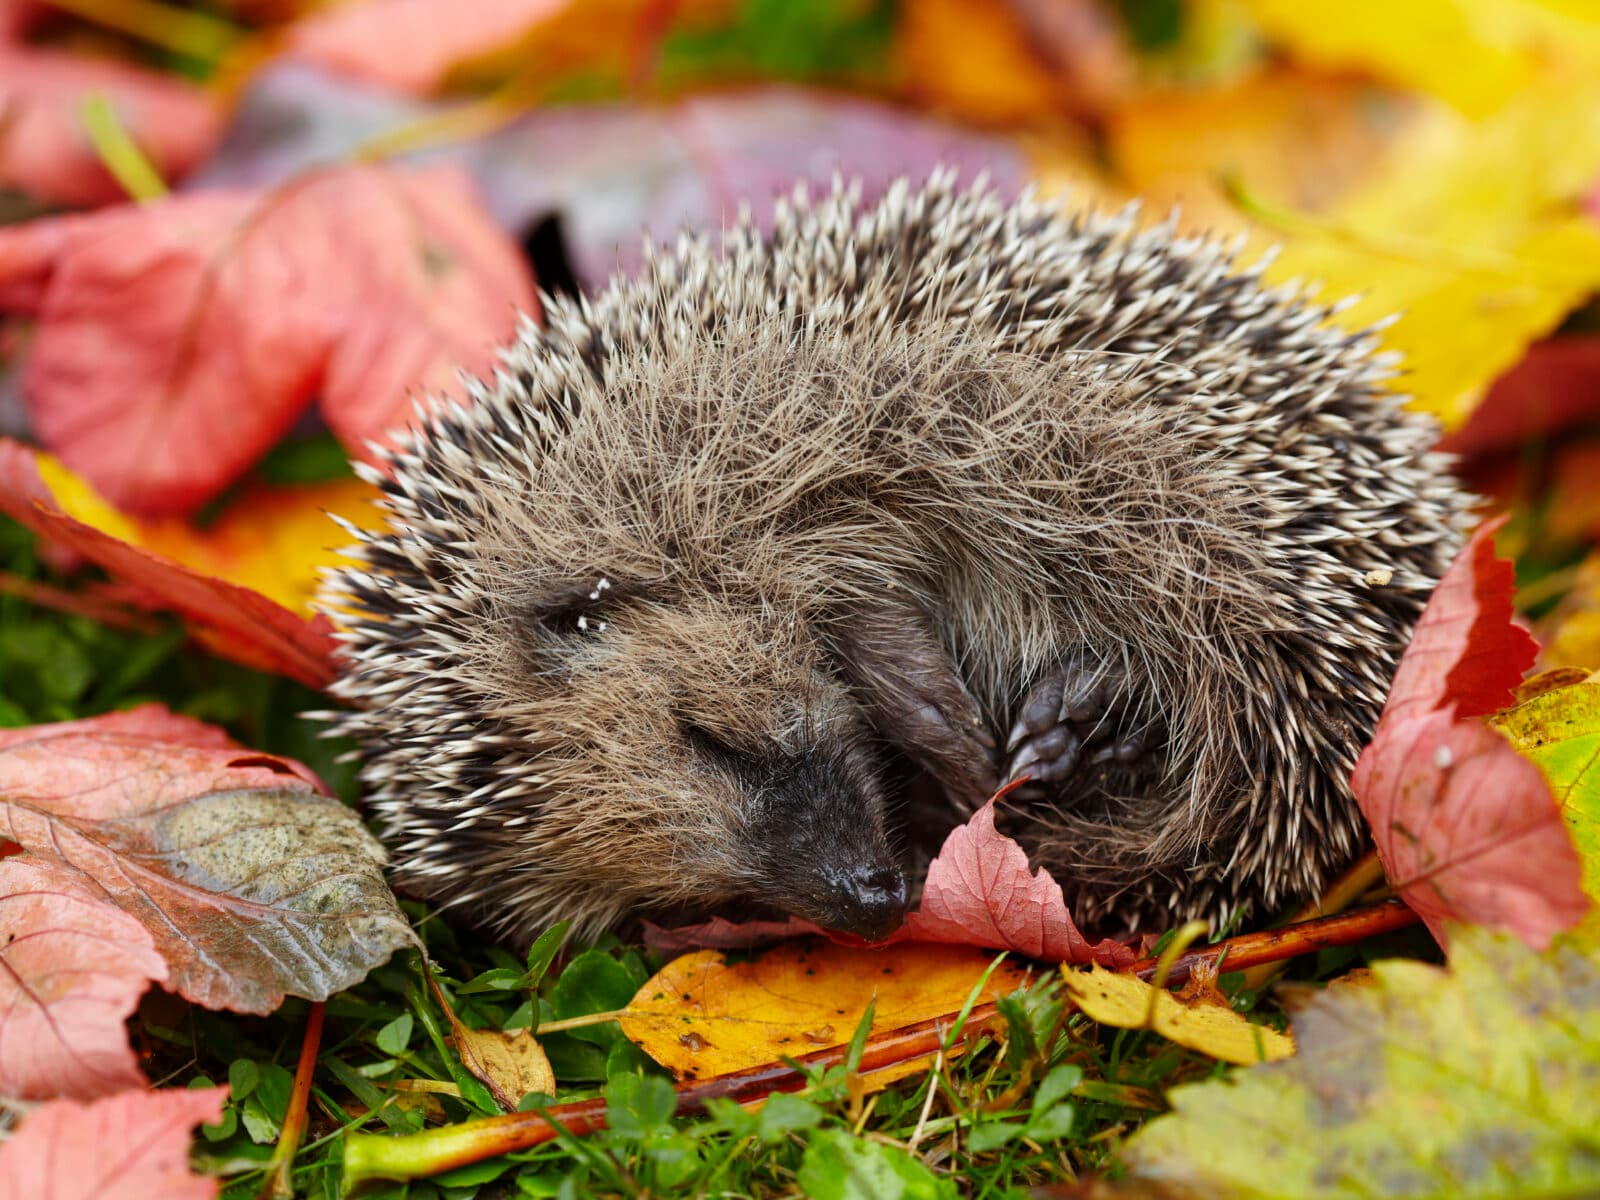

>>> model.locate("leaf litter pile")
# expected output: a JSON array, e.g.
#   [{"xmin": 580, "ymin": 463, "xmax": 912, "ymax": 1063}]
[{"xmin": 2, "ymin": 2, "xmax": 1600, "ymax": 1197}]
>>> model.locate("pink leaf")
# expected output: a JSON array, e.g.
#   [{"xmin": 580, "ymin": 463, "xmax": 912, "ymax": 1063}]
[
  {"xmin": 287, "ymin": 0, "xmax": 567, "ymax": 94},
  {"xmin": 1352, "ymin": 709, "xmax": 1587, "ymax": 950},
  {"xmin": 903, "ymin": 799, "xmax": 1136, "ymax": 968},
  {"xmin": 0, "ymin": 163, "xmax": 533, "ymax": 516},
  {"xmin": 1379, "ymin": 516, "xmax": 1537, "ymax": 725},
  {"xmin": 0, "ymin": 440, "xmax": 340, "ymax": 688},
  {"xmin": 0, "ymin": 858, "xmax": 167, "ymax": 1101},
  {"xmin": 0, "ymin": 45, "xmax": 222, "ymax": 207},
  {"xmin": 0, "ymin": 1086, "xmax": 226, "ymax": 1200}
]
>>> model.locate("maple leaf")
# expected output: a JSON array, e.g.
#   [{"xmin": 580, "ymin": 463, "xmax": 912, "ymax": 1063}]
[
  {"xmin": 0, "ymin": 706, "xmax": 416, "ymax": 1032},
  {"xmin": 0, "ymin": 44, "xmax": 222, "ymax": 207},
  {"xmin": 0, "ymin": 1085, "xmax": 227, "ymax": 1200},
  {"xmin": 904, "ymin": 798, "xmax": 1136, "ymax": 968},
  {"xmin": 0, "ymin": 441, "xmax": 340, "ymax": 687},
  {"xmin": 1377, "ymin": 515, "xmax": 1538, "ymax": 725},
  {"xmin": 0, "ymin": 162, "xmax": 533, "ymax": 516},
  {"xmin": 1352, "ymin": 520, "xmax": 1587, "ymax": 949}
]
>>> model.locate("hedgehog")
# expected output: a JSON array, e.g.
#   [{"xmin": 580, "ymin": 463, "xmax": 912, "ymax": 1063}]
[{"xmin": 321, "ymin": 174, "xmax": 1470, "ymax": 947}]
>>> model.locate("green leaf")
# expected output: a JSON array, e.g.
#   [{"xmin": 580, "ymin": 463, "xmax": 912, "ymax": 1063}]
[
  {"xmin": 1031, "ymin": 1063, "xmax": 1082, "ymax": 1116},
  {"xmin": 227, "ymin": 1058, "xmax": 260, "ymax": 1102},
  {"xmin": 966, "ymin": 1121, "xmax": 1026, "ymax": 1154},
  {"xmin": 375, "ymin": 1013, "xmax": 413, "ymax": 1055},
  {"xmin": 240, "ymin": 1062, "xmax": 294, "ymax": 1142},
  {"xmin": 456, "ymin": 967, "xmax": 528, "ymax": 995},
  {"xmin": 606, "ymin": 1071, "xmax": 678, "ymax": 1140},
  {"xmin": 1123, "ymin": 930, "xmax": 1600, "ymax": 1198},
  {"xmin": 550, "ymin": 950, "xmax": 637, "ymax": 1047},
  {"xmin": 1024, "ymin": 1104, "xmax": 1076, "ymax": 1142},
  {"xmin": 525, "ymin": 922, "xmax": 571, "ymax": 987},
  {"xmin": 755, "ymin": 1092, "xmax": 824, "ymax": 1144},
  {"xmin": 797, "ymin": 1129, "xmax": 958, "ymax": 1200}
]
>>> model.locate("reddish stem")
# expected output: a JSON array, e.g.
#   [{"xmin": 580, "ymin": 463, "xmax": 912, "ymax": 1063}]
[
  {"xmin": 260, "ymin": 1001, "xmax": 326, "ymax": 1200},
  {"xmin": 1131, "ymin": 899, "xmax": 1421, "ymax": 986}
]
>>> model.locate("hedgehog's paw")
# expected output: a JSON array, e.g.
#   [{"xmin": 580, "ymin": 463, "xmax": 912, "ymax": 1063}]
[{"xmin": 1003, "ymin": 654, "xmax": 1159, "ymax": 791}]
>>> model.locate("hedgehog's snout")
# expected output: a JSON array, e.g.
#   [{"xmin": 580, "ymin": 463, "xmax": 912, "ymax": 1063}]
[{"xmin": 816, "ymin": 861, "xmax": 908, "ymax": 942}]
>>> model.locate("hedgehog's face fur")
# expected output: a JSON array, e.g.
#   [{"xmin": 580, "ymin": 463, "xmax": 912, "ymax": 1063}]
[{"xmin": 490, "ymin": 587, "xmax": 906, "ymax": 939}]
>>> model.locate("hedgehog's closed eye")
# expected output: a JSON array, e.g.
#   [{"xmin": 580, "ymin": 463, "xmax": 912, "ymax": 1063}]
[{"xmin": 520, "ymin": 576, "xmax": 635, "ymax": 639}]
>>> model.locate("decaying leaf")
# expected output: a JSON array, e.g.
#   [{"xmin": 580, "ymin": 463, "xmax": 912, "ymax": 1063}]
[
  {"xmin": 619, "ymin": 940, "xmax": 1032, "ymax": 1085},
  {"xmin": 1061, "ymin": 965, "xmax": 1293, "ymax": 1066},
  {"xmin": 0, "ymin": 706, "xmax": 416, "ymax": 1020},
  {"xmin": 1352, "ymin": 521, "xmax": 1586, "ymax": 948},
  {"xmin": 1494, "ymin": 682, "xmax": 1600, "ymax": 946},
  {"xmin": 430, "ymin": 975, "xmax": 555, "ymax": 1110},
  {"xmin": 904, "ymin": 799, "xmax": 1136, "ymax": 968},
  {"xmin": 0, "ymin": 1085, "xmax": 227, "ymax": 1200},
  {"xmin": 0, "ymin": 441, "xmax": 341, "ymax": 687},
  {"xmin": 1120, "ymin": 930, "xmax": 1600, "ymax": 1199},
  {"xmin": 0, "ymin": 858, "xmax": 168, "ymax": 1100},
  {"xmin": 0, "ymin": 162, "xmax": 533, "ymax": 516}
]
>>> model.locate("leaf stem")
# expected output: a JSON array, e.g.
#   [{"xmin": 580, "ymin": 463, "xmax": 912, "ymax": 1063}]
[
  {"xmin": 36, "ymin": 0, "xmax": 239, "ymax": 63},
  {"xmin": 260, "ymin": 1001, "xmax": 326, "ymax": 1200},
  {"xmin": 79, "ymin": 94, "xmax": 169, "ymax": 203}
]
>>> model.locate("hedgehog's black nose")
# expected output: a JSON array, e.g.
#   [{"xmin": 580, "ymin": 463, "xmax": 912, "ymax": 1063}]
[{"xmin": 823, "ymin": 864, "xmax": 908, "ymax": 942}]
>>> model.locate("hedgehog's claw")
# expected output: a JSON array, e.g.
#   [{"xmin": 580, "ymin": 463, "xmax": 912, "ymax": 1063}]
[{"xmin": 1005, "ymin": 655, "xmax": 1155, "ymax": 788}]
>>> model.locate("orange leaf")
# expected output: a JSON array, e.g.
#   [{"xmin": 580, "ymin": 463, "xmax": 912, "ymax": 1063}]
[
  {"xmin": 0, "ymin": 162, "xmax": 534, "ymax": 516},
  {"xmin": 0, "ymin": 440, "xmax": 341, "ymax": 687},
  {"xmin": 620, "ymin": 940, "xmax": 1032, "ymax": 1084},
  {"xmin": 0, "ymin": 1086, "xmax": 226, "ymax": 1200}
]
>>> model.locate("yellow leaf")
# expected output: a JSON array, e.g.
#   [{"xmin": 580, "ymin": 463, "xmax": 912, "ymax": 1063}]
[
  {"xmin": 1241, "ymin": 0, "xmax": 1600, "ymax": 116},
  {"xmin": 1062, "ymin": 965, "xmax": 1293, "ymax": 1065},
  {"xmin": 34, "ymin": 454, "xmax": 384, "ymax": 614},
  {"xmin": 619, "ymin": 940, "xmax": 1032, "ymax": 1088},
  {"xmin": 1261, "ymin": 85, "xmax": 1600, "ymax": 429}
]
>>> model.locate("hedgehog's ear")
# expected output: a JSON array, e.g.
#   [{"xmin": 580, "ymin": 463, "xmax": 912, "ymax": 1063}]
[{"xmin": 825, "ymin": 596, "xmax": 999, "ymax": 808}]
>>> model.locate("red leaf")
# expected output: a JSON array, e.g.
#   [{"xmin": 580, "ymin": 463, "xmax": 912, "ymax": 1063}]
[
  {"xmin": 0, "ymin": 859, "xmax": 167, "ymax": 1101},
  {"xmin": 1352, "ymin": 709, "xmax": 1586, "ymax": 949},
  {"xmin": 0, "ymin": 440, "xmax": 340, "ymax": 688},
  {"xmin": 0, "ymin": 45, "xmax": 222, "ymax": 208},
  {"xmin": 1378, "ymin": 516, "xmax": 1537, "ymax": 725},
  {"xmin": 1440, "ymin": 337, "xmax": 1600, "ymax": 459},
  {"xmin": 0, "ymin": 705, "xmax": 415, "ymax": 1015},
  {"xmin": 287, "ymin": 0, "xmax": 567, "ymax": 93},
  {"xmin": 0, "ymin": 1086, "xmax": 226, "ymax": 1200},
  {"xmin": 902, "ymin": 799, "xmax": 1136, "ymax": 968},
  {"xmin": 0, "ymin": 162, "xmax": 534, "ymax": 515},
  {"xmin": 1353, "ymin": 517, "xmax": 1585, "ymax": 949}
]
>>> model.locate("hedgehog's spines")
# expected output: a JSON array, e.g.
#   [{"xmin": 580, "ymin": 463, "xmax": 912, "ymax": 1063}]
[{"xmin": 322, "ymin": 176, "xmax": 1469, "ymax": 942}]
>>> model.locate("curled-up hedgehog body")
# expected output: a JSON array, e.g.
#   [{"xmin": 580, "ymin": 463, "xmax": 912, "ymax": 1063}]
[{"xmin": 324, "ymin": 175, "xmax": 1469, "ymax": 945}]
